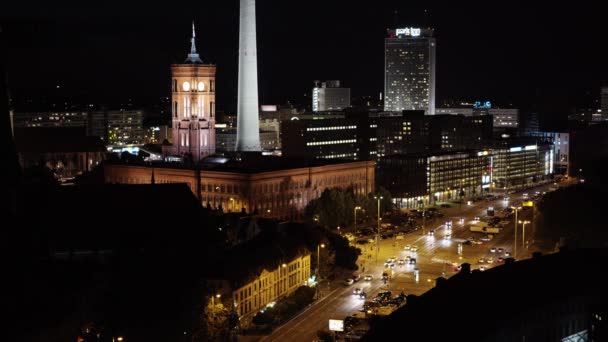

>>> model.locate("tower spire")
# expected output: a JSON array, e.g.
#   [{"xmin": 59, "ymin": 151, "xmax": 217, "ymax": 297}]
[{"xmin": 185, "ymin": 21, "xmax": 203, "ymax": 63}]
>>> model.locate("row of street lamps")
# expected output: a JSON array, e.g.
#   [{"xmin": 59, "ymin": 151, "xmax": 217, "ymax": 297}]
[{"xmin": 512, "ymin": 206, "xmax": 531, "ymax": 259}]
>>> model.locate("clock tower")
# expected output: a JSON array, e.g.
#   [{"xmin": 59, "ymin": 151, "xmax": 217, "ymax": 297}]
[{"xmin": 164, "ymin": 22, "xmax": 216, "ymax": 162}]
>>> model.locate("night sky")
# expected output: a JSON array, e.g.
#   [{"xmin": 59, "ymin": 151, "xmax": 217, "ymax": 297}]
[{"xmin": 2, "ymin": 1, "xmax": 607, "ymax": 119}]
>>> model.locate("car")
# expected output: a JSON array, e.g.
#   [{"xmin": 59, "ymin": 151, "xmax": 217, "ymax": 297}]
[
  {"xmin": 497, "ymin": 247, "xmax": 504, "ymax": 253},
  {"xmin": 375, "ymin": 291, "xmax": 392, "ymax": 302},
  {"xmin": 409, "ymin": 258, "xmax": 417, "ymax": 265},
  {"xmin": 504, "ymin": 251, "xmax": 511, "ymax": 257},
  {"xmin": 344, "ymin": 315, "xmax": 360, "ymax": 329},
  {"xmin": 389, "ymin": 262, "xmax": 396, "ymax": 269},
  {"xmin": 478, "ymin": 258, "xmax": 486, "ymax": 264},
  {"xmin": 497, "ymin": 257, "xmax": 505, "ymax": 263},
  {"xmin": 364, "ymin": 274, "xmax": 373, "ymax": 281},
  {"xmin": 397, "ymin": 259, "xmax": 405, "ymax": 265},
  {"xmin": 358, "ymin": 291, "xmax": 368, "ymax": 299},
  {"xmin": 352, "ymin": 274, "xmax": 361, "ymax": 282},
  {"xmin": 479, "ymin": 266, "xmax": 486, "ymax": 271},
  {"xmin": 344, "ymin": 278, "xmax": 355, "ymax": 286},
  {"xmin": 490, "ymin": 247, "xmax": 496, "ymax": 253},
  {"xmin": 353, "ymin": 288, "xmax": 362, "ymax": 295},
  {"xmin": 411, "ymin": 245, "xmax": 419, "ymax": 252},
  {"xmin": 427, "ymin": 229, "xmax": 435, "ymax": 236},
  {"xmin": 473, "ymin": 216, "xmax": 480, "ymax": 221},
  {"xmin": 388, "ymin": 256, "xmax": 397, "ymax": 262},
  {"xmin": 404, "ymin": 244, "xmax": 411, "ymax": 251},
  {"xmin": 487, "ymin": 257, "xmax": 494, "ymax": 264}
]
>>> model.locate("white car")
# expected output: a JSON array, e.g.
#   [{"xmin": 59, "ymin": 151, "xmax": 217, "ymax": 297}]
[
  {"xmin": 344, "ymin": 278, "xmax": 354, "ymax": 286},
  {"xmin": 364, "ymin": 274, "xmax": 373, "ymax": 281},
  {"xmin": 404, "ymin": 245, "xmax": 411, "ymax": 251},
  {"xmin": 411, "ymin": 245, "xmax": 418, "ymax": 252}
]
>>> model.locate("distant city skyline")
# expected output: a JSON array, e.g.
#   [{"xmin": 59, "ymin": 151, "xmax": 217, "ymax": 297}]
[{"xmin": 2, "ymin": 1, "xmax": 607, "ymax": 121}]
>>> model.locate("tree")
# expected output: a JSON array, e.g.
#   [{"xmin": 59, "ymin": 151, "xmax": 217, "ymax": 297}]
[{"xmin": 200, "ymin": 300, "xmax": 232, "ymax": 341}]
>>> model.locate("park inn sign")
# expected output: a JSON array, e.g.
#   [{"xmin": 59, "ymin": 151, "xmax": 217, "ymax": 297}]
[{"xmin": 396, "ymin": 27, "xmax": 421, "ymax": 36}]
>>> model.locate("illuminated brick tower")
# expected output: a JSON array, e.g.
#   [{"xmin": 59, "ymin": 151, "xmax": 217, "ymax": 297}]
[{"xmin": 165, "ymin": 22, "xmax": 216, "ymax": 161}]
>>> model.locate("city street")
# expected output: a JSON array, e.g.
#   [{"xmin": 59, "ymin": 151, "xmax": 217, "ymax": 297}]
[{"xmin": 251, "ymin": 179, "xmax": 575, "ymax": 342}]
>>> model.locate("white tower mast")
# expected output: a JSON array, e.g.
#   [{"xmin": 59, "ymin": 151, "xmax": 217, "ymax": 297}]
[{"xmin": 236, "ymin": 0, "xmax": 261, "ymax": 151}]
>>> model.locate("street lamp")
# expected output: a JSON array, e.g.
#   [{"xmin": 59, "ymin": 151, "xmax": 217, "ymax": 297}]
[
  {"xmin": 354, "ymin": 206, "xmax": 362, "ymax": 233},
  {"xmin": 211, "ymin": 293, "xmax": 221, "ymax": 306},
  {"xmin": 518, "ymin": 220, "xmax": 530, "ymax": 258},
  {"xmin": 511, "ymin": 206, "xmax": 521, "ymax": 259},
  {"xmin": 316, "ymin": 243, "xmax": 325, "ymax": 299},
  {"xmin": 374, "ymin": 196, "xmax": 383, "ymax": 261}
]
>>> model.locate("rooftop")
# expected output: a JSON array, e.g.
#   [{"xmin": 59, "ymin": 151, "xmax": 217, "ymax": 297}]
[
  {"xmin": 109, "ymin": 152, "xmax": 369, "ymax": 174},
  {"xmin": 363, "ymin": 248, "xmax": 608, "ymax": 341}
]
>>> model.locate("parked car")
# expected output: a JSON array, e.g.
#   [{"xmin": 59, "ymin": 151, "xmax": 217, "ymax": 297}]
[
  {"xmin": 344, "ymin": 278, "xmax": 355, "ymax": 286},
  {"xmin": 352, "ymin": 274, "xmax": 361, "ymax": 282}
]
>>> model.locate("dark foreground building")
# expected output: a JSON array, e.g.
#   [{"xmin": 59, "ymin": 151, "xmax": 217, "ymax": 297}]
[{"xmin": 363, "ymin": 248, "xmax": 608, "ymax": 341}]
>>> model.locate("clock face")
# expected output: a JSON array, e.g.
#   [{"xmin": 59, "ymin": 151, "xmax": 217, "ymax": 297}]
[
  {"xmin": 198, "ymin": 82, "xmax": 205, "ymax": 91},
  {"xmin": 182, "ymin": 81, "xmax": 191, "ymax": 91}
]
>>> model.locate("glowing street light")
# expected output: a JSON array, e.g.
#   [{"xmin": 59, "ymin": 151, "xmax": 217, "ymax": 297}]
[
  {"xmin": 511, "ymin": 206, "xmax": 522, "ymax": 259},
  {"xmin": 316, "ymin": 243, "xmax": 325, "ymax": 299},
  {"xmin": 373, "ymin": 196, "xmax": 383, "ymax": 261},
  {"xmin": 354, "ymin": 206, "xmax": 362, "ymax": 233},
  {"xmin": 518, "ymin": 220, "xmax": 531, "ymax": 258},
  {"xmin": 211, "ymin": 293, "xmax": 221, "ymax": 306}
]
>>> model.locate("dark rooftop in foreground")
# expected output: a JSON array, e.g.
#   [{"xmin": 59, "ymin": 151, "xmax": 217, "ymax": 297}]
[
  {"xmin": 38, "ymin": 184, "xmax": 203, "ymax": 252},
  {"xmin": 14, "ymin": 127, "xmax": 106, "ymax": 153},
  {"xmin": 205, "ymin": 226, "xmax": 310, "ymax": 287},
  {"xmin": 363, "ymin": 248, "xmax": 608, "ymax": 341}
]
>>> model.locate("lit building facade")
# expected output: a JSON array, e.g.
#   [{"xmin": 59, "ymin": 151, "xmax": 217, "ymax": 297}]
[
  {"xmin": 88, "ymin": 109, "xmax": 145, "ymax": 146},
  {"xmin": 215, "ymin": 127, "xmax": 278, "ymax": 152},
  {"xmin": 378, "ymin": 150, "xmax": 492, "ymax": 208},
  {"xmin": 489, "ymin": 108, "xmax": 519, "ymax": 129},
  {"xmin": 13, "ymin": 111, "xmax": 88, "ymax": 129},
  {"xmin": 312, "ymin": 80, "xmax": 351, "ymax": 112},
  {"xmin": 281, "ymin": 117, "xmax": 370, "ymax": 160},
  {"xmin": 436, "ymin": 105, "xmax": 519, "ymax": 131},
  {"xmin": 491, "ymin": 142, "xmax": 554, "ymax": 192},
  {"xmin": 281, "ymin": 111, "xmax": 492, "ymax": 161},
  {"xmin": 384, "ymin": 27, "xmax": 436, "ymax": 114},
  {"xmin": 232, "ymin": 253, "xmax": 310, "ymax": 323},
  {"xmin": 104, "ymin": 156, "xmax": 375, "ymax": 220},
  {"xmin": 164, "ymin": 24, "xmax": 216, "ymax": 161}
]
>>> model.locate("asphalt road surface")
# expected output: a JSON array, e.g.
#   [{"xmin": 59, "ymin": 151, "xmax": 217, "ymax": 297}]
[{"xmin": 250, "ymin": 179, "xmax": 575, "ymax": 342}]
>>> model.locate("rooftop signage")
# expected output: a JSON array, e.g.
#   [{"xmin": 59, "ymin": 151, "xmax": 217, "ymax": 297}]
[
  {"xmin": 396, "ymin": 27, "xmax": 421, "ymax": 36},
  {"xmin": 474, "ymin": 101, "xmax": 492, "ymax": 109}
]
